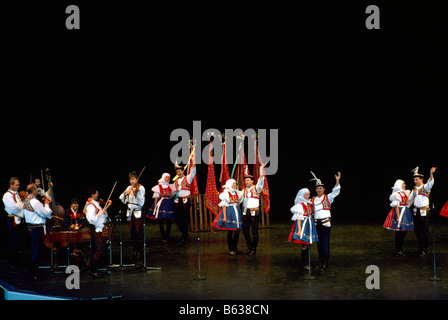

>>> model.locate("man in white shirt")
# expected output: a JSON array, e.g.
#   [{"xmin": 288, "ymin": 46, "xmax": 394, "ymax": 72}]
[
  {"xmin": 2, "ymin": 177, "xmax": 25, "ymax": 272},
  {"xmin": 310, "ymin": 171, "xmax": 341, "ymax": 272},
  {"xmin": 119, "ymin": 171, "xmax": 146, "ymax": 258},
  {"xmin": 173, "ymin": 161, "xmax": 196, "ymax": 243},
  {"xmin": 23, "ymin": 183, "xmax": 53, "ymax": 280},
  {"xmin": 242, "ymin": 167, "xmax": 265, "ymax": 256},
  {"xmin": 408, "ymin": 167, "xmax": 436, "ymax": 256},
  {"xmin": 84, "ymin": 186, "xmax": 111, "ymax": 278}
]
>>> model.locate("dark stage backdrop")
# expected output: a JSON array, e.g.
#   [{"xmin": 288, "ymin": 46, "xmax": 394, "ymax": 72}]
[{"xmin": 1, "ymin": 1, "xmax": 446, "ymax": 250}]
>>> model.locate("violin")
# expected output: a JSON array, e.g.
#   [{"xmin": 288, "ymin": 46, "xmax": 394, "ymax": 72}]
[{"xmin": 19, "ymin": 190, "xmax": 28, "ymax": 202}]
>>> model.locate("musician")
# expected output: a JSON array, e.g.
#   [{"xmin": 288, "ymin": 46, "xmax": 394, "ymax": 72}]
[
  {"xmin": 119, "ymin": 171, "xmax": 146, "ymax": 258},
  {"xmin": 173, "ymin": 160, "xmax": 196, "ymax": 244},
  {"xmin": 32, "ymin": 175, "xmax": 47, "ymax": 201},
  {"xmin": 23, "ymin": 184, "xmax": 52, "ymax": 280},
  {"xmin": 84, "ymin": 187, "xmax": 111, "ymax": 278},
  {"xmin": 2, "ymin": 177, "xmax": 25, "ymax": 273},
  {"xmin": 63, "ymin": 198, "xmax": 88, "ymax": 230}
]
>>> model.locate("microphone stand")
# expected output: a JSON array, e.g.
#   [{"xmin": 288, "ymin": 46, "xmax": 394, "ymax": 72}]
[
  {"xmin": 429, "ymin": 203, "xmax": 441, "ymax": 281},
  {"xmin": 92, "ymin": 214, "xmax": 123, "ymax": 300},
  {"xmin": 142, "ymin": 206, "xmax": 162, "ymax": 271},
  {"xmin": 109, "ymin": 209, "xmax": 136, "ymax": 270}
]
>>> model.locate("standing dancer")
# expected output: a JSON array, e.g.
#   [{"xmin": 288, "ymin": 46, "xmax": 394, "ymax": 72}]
[
  {"xmin": 408, "ymin": 166, "xmax": 436, "ymax": 256},
  {"xmin": 241, "ymin": 164, "xmax": 265, "ymax": 256},
  {"xmin": 211, "ymin": 179, "xmax": 244, "ymax": 255},
  {"xmin": 84, "ymin": 187, "xmax": 112, "ymax": 278},
  {"xmin": 288, "ymin": 188, "xmax": 318, "ymax": 271},
  {"xmin": 147, "ymin": 173, "xmax": 175, "ymax": 243},
  {"xmin": 119, "ymin": 171, "xmax": 146, "ymax": 258},
  {"xmin": 383, "ymin": 179, "xmax": 414, "ymax": 256},
  {"xmin": 309, "ymin": 171, "xmax": 341, "ymax": 272},
  {"xmin": 173, "ymin": 159, "xmax": 196, "ymax": 243},
  {"xmin": 2, "ymin": 177, "xmax": 25, "ymax": 273}
]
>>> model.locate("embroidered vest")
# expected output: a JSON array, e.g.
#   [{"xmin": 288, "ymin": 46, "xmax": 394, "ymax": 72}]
[
  {"xmin": 417, "ymin": 187, "xmax": 430, "ymax": 198},
  {"xmin": 301, "ymin": 203, "xmax": 313, "ymax": 217},
  {"xmin": 244, "ymin": 186, "xmax": 259, "ymax": 199},
  {"xmin": 159, "ymin": 185, "xmax": 172, "ymax": 198},
  {"xmin": 398, "ymin": 192, "xmax": 408, "ymax": 206},
  {"xmin": 228, "ymin": 191, "xmax": 239, "ymax": 204},
  {"xmin": 311, "ymin": 195, "xmax": 331, "ymax": 210},
  {"xmin": 175, "ymin": 177, "xmax": 191, "ymax": 191},
  {"xmin": 23, "ymin": 196, "xmax": 35, "ymax": 212}
]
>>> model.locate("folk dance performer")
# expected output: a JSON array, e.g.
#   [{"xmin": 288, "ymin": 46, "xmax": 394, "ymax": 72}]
[
  {"xmin": 309, "ymin": 171, "xmax": 341, "ymax": 272},
  {"xmin": 146, "ymin": 173, "xmax": 175, "ymax": 242},
  {"xmin": 211, "ymin": 179, "xmax": 244, "ymax": 255},
  {"xmin": 84, "ymin": 187, "xmax": 112, "ymax": 278},
  {"xmin": 119, "ymin": 171, "xmax": 146, "ymax": 258},
  {"xmin": 241, "ymin": 164, "xmax": 265, "ymax": 256},
  {"xmin": 383, "ymin": 179, "xmax": 414, "ymax": 256},
  {"xmin": 23, "ymin": 184, "xmax": 53, "ymax": 280},
  {"xmin": 173, "ymin": 160, "xmax": 196, "ymax": 243},
  {"xmin": 288, "ymin": 188, "xmax": 318, "ymax": 270},
  {"xmin": 408, "ymin": 166, "xmax": 436, "ymax": 256},
  {"xmin": 2, "ymin": 177, "xmax": 25, "ymax": 273}
]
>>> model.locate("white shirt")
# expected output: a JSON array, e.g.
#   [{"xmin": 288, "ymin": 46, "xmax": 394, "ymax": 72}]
[
  {"xmin": 242, "ymin": 176, "xmax": 265, "ymax": 211},
  {"xmin": 119, "ymin": 185, "xmax": 146, "ymax": 219},
  {"xmin": 312, "ymin": 184, "xmax": 341, "ymax": 220},
  {"xmin": 174, "ymin": 167, "xmax": 196, "ymax": 203},
  {"xmin": 85, "ymin": 199, "xmax": 107, "ymax": 232},
  {"xmin": 2, "ymin": 189, "xmax": 24, "ymax": 218},
  {"xmin": 408, "ymin": 177, "xmax": 434, "ymax": 209},
  {"xmin": 23, "ymin": 196, "xmax": 52, "ymax": 225}
]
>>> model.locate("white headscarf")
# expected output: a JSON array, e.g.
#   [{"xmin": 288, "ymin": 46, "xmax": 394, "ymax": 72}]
[
  {"xmin": 158, "ymin": 173, "xmax": 171, "ymax": 185},
  {"xmin": 391, "ymin": 179, "xmax": 405, "ymax": 194},
  {"xmin": 294, "ymin": 188, "xmax": 310, "ymax": 205},
  {"xmin": 223, "ymin": 179, "xmax": 237, "ymax": 192}
]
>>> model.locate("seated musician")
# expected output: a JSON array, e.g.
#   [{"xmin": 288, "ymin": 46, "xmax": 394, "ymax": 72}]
[{"xmin": 63, "ymin": 198, "xmax": 88, "ymax": 230}]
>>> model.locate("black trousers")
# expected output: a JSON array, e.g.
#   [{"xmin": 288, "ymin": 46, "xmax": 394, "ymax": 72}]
[
  {"xmin": 414, "ymin": 208, "xmax": 429, "ymax": 251},
  {"xmin": 128, "ymin": 215, "xmax": 143, "ymax": 254},
  {"xmin": 174, "ymin": 199, "xmax": 190, "ymax": 240},
  {"xmin": 6, "ymin": 216, "xmax": 22, "ymax": 268},
  {"xmin": 227, "ymin": 230, "xmax": 240, "ymax": 252},
  {"xmin": 27, "ymin": 224, "xmax": 44, "ymax": 277},
  {"xmin": 90, "ymin": 228, "xmax": 104, "ymax": 273},
  {"xmin": 242, "ymin": 209, "xmax": 260, "ymax": 250},
  {"xmin": 315, "ymin": 219, "xmax": 331, "ymax": 262},
  {"xmin": 395, "ymin": 231, "xmax": 407, "ymax": 252},
  {"xmin": 158, "ymin": 219, "xmax": 172, "ymax": 241}
]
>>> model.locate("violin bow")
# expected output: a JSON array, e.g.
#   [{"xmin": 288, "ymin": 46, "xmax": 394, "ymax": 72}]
[
  {"xmin": 103, "ymin": 181, "xmax": 117, "ymax": 212},
  {"xmin": 137, "ymin": 165, "xmax": 146, "ymax": 181}
]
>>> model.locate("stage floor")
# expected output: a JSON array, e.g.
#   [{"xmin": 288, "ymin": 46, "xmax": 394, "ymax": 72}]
[{"xmin": 1, "ymin": 221, "xmax": 448, "ymax": 300}]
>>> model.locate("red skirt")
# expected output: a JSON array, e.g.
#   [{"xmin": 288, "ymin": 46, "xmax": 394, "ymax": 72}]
[
  {"xmin": 383, "ymin": 208, "xmax": 398, "ymax": 231},
  {"xmin": 440, "ymin": 200, "xmax": 448, "ymax": 217},
  {"xmin": 287, "ymin": 221, "xmax": 308, "ymax": 245}
]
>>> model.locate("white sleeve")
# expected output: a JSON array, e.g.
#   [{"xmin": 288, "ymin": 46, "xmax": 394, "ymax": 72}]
[
  {"xmin": 31, "ymin": 199, "xmax": 53, "ymax": 219},
  {"xmin": 85, "ymin": 204, "xmax": 103, "ymax": 226},
  {"xmin": 186, "ymin": 167, "xmax": 196, "ymax": 185},
  {"xmin": 218, "ymin": 192, "xmax": 230, "ymax": 207},
  {"xmin": 389, "ymin": 192, "xmax": 401, "ymax": 207},
  {"xmin": 290, "ymin": 204, "xmax": 304, "ymax": 221},
  {"xmin": 2, "ymin": 193, "xmax": 24, "ymax": 218},
  {"xmin": 151, "ymin": 185, "xmax": 161, "ymax": 199},
  {"xmin": 236, "ymin": 190, "xmax": 244, "ymax": 205},
  {"xmin": 425, "ymin": 177, "xmax": 434, "ymax": 193},
  {"xmin": 255, "ymin": 176, "xmax": 265, "ymax": 193},
  {"xmin": 136, "ymin": 185, "xmax": 146, "ymax": 206},
  {"xmin": 119, "ymin": 186, "xmax": 130, "ymax": 204},
  {"xmin": 328, "ymin": 184, "xmax": 341, "ymax": 203}
]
